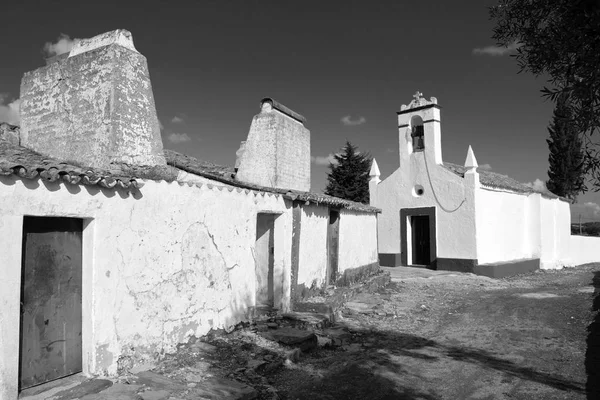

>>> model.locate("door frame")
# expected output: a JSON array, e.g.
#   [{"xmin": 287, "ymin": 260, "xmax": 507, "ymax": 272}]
[
  {"xmin": 19, "ymin": 217, "xmax": 84, "ymax": 389},
  {"xmin": 400, "ymin": 207, "xmax": 436, "ymax": 268},
  {"xmin": 2, "ymin": 216, "xmax": 94, "ymax": 399},
  {"xmin": 326, "ymin": 209, "xmax": 340, "ymax": 285}
]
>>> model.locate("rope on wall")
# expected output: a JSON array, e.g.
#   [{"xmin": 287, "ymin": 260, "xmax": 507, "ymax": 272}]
[{"xmin": 423, "ymin": 148, "xmax": 466, "ymax": 213}]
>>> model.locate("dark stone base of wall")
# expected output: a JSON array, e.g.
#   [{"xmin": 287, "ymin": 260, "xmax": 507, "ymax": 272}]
[
  {"xmin": 379, "ymin": 253, "xmax": 402, "ymax": 267},
  {"xmin": 291, "ymin": 262, "xmax": 385, "ymax": 311},
  {"xmin": 474, "ymin": 258, "xmax": 540, "ymax": 279},
  {"xmin": 292, "ymin": 281, "xmax": 323, "ymax": 305},
  {"xmin": 435, "ymin": 257, "xmax": 540, "ymax": 278},
  {"xmin": 293, "ymin": 271, "xmax": 391, "ymax": 314},
  {"xmin": 437, "ymin": 258, "xmax": 478, "ymax": 273},
  {"xmin": 335, "ymin": 262, "xmax": 380, "ymax": 287}
]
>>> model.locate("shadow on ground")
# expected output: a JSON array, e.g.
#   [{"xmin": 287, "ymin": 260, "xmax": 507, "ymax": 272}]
[
  {"xmin": 586, "ymin": 270, "xmax": 600, "ymax": 399},
  {"xmin": 269, "ymin": 325, "xmax": 585, "ymax": 400}
]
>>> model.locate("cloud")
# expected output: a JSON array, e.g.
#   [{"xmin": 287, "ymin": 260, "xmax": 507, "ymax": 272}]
[
  {"xmin": 478, "ymin": 163, "xmax": 492, "ymax": 171},
  {"xmin": 0, "ymin": 94, "xmax": 20, "ymax": 125},
  {"xmin": 472, "ymin": 41, "xmax": 521, "ymax": 56},
  {"xmin": 571, "ymin": 202, "xmax": 600, "ymax": 220},
  {"xmin": 341, "ymin": 115, "xmax": 366, "ymax": 126},
  {"xmin": 583, "ymin": 202, "xmax": 600, "ymax": 216},
  {"xmin": 524, "ymin": 178, "xmax": 549, "ymax": 193},
  {"xmin": 43, "ymin": 34, "xmax": 80, "ymax": 58},
  {"xmin": 311, "ymin": 154, "xmax": 338, "ymax": 166},
  {"xmin": 171, "ymin": 116, "xmax": 184, "ymax": 124},
  {"xmin": 167, "ymin": 133, "xmax": 191, "ymax": 144},
  {"xmin": 386, "ymin": 148, "xmax": 396, "ymax": 153}
]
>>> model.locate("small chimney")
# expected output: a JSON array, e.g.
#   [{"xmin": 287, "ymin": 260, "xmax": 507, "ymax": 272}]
[
  {"xmin": 19, "ymin": 29, "xmax": 166, "ymax": 171},
  {"xmin": 235, "ymin": 98, "xmax": 310, "ymax": 191}
]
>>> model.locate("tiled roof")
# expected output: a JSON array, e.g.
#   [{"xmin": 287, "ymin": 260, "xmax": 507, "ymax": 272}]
[
  {"xmin": 443, "ymin": 162, "xmax": 568, "ymax": 202},
  {"xmin": 0, "ymin": 130, "xmax": 379, "ymax": 212},
  {"xmin": 165, "ymin": 149, "xmax": 380, "ymax": 213},
  {"xmin": 0, "ymin": 140, "xmax": 176, "ymax": 190}
]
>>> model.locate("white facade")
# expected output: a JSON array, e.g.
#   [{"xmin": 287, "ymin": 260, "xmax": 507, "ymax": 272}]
[
  {"xmin": 0, "ymin": 168, "xmax": 379, "ymax": 399},
  {"xmin": 370, "ymin": 92, "xmax": 600, "ymax": 274}
]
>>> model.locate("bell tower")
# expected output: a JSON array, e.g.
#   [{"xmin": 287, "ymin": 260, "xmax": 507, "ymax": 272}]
[{"xmin": 397, "ymin": 91, "xmax": 443, "ymax": 167}]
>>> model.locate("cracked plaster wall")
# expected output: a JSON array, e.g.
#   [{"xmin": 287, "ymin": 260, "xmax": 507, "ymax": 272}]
[
  {"xmin": 236, "ymin": 108, "xmax": 310, "ymax": 192},
  {"xmin": 19, "ymin": 42, "xmax": 165, "ymax": 171},
  {"xmin": 0, "ymin": 176, "xmax": 292, "ymax": 398}
]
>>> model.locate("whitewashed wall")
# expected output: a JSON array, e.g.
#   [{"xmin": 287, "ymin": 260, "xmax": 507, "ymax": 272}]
[
  {"xmin": 338, "ymin": 209, "xmax": 378, "ymax": 273},
  {"xmin": 297, "ymin": 204, "xmax": 328, "ymax": 289},
  {"xmin": 569, "ymin": 235, "xmax": 600, "ymax": 266},
  {"xmin": 0, "ymin": 175, "xmax": 292, "ymax": 396},
  {"xmin": 539, "ymin": 196, "xmax": 572, "ymax": 269},
  {"xmin": 476, "ymin": 188, "xmax": 531, "ymax": 264},
  {"xmin": 372, "ymin": 154, "xmax": 477, "ymax": 260}
]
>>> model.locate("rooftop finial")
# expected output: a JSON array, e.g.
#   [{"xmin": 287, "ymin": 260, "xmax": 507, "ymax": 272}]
[
  {"xmin": 413, "ymin": 91, "xmax": 423, "ymax": 102},
  {"xmin": 369, "ymin": 159, "xmax": 381, "ymax": 181},
  {"xmin": 464, "ymin": 145, "xmax": 478, "ymax": 169}
]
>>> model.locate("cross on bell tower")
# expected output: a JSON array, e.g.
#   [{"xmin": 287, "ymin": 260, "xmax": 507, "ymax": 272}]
[{"xmin": 413, "ymin": 91, "xmax": 423, "ymax": 102}]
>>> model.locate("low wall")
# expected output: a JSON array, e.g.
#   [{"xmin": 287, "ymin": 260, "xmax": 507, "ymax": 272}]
[
  {"xmin": 337, "ymin": 209, "xmax": 379, "ymax": 285},
  {"xmin": 297, "ymin": 204, "xmax": 328, "ymax": 291},
  {"xmin": 569, "ymin": 235, "xmax": 600, "ymax": 266}
]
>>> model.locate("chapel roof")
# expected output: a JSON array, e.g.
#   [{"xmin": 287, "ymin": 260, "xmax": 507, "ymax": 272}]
[{"xmin": 443, "ymin": 162, "xmax": 570, "ymax": 202}]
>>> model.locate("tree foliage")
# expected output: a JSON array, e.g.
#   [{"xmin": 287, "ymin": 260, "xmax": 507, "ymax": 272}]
[
  {"xmin": 324, "ymin": 141, "xmax": 371, "ymax": 204},
  {"xmin": 546, "ymin": 95, "xmax": 586, "ymax": 201},
  {"xmin": 490, "ymin": 0, "xmax": 600, "ymax": 190}
]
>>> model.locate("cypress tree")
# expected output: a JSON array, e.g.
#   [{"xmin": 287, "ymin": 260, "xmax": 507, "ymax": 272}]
[
  {"xmin": 546, "ymin": 95, "xmax": 586, "ymax": 201},
  {"xmin": 324, "ymin": 141, "xmax": 372, "ymax": 203}
]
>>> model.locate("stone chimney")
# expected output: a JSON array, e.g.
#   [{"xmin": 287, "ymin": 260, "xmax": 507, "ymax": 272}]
[
  {"xmin": 235, "ymin": 98, "xmax": 310, "ymax": 192},
  {"xmin": 19, "ymin": 29, "xmax": 166, "ymax": 172}
]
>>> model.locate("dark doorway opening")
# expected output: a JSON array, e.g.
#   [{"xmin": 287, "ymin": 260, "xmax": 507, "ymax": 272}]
[
  {"xmin": 400, "ymin": 207, "xmax": 436, "ymax": 269},
  {"xmin": 327, "ymin": 210, "xmax": 340, "ymax": 285},
  {"xmin": 19, "ymin": 216, "xmax": 83, "ymax": 390},
  {"xmin": 256, "ymin": 213, "xmax": 276, "ymax": 308},
  {"xmin": 411, "ymin": 215, "xmax": 430, "ymax": 265}
]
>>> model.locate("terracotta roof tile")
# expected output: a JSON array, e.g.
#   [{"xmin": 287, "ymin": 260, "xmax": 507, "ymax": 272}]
[
  {"xmin": 0, "ymin": 140, "xmax": 177, "ymax": 190},
  {"xmin": 0, "ymin": 134, "xmax": 379, "ymax": 211}
]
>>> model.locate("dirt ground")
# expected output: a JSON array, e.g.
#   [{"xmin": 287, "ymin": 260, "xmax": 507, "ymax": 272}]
[
  {"xmin": 27, "ymin": 264, "xmax": 599, "ymax": 400},
  {"xmin": 182, "ymin": 263, "xmax": 600, "ymax": 400}
]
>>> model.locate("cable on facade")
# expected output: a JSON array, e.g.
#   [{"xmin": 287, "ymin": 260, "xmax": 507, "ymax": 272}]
[{"xmin": 423, "ymin": 148, "xmax": 466, "ymax": 213}]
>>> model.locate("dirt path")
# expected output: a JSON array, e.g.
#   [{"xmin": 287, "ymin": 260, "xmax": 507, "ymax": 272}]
[
  {"xmin": 264, "ymin": 264, "xmax": 599, "ymax": 399},
  {"xmin": 41, "ymin": 265, "xmax": 598, "ymax": 399}
]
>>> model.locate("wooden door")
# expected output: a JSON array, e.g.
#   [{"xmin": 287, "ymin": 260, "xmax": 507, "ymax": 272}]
[
  {"xmin": 327, "ymin": 210, "xmax": 340, "ymax": 285},
  {"xmin": 255, "ymin": 214, "xmax": 275, "ymax": 308},
  {"xmin": 411, "ymin": 215, "xmax": 430, "ymax": 265},
  {"xmin": 20, "ymin": 217, "xmax": 83, "ymax": 389}
]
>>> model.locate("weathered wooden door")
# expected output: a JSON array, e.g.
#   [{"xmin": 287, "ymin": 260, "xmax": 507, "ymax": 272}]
[
  {"xmin": 411, "ymin": 215, "xmax": 430, "ymax": 265},
  {"xmin": 20, "ymin": 217, "xmax": 83, "ymax": 389},
  {"xmin": 327, "ymin": 210, "xmax": 340, "ymax": 285},
  {"xmin": 255, "ymin": 213, "xmax": 275, "ymax": 308}
]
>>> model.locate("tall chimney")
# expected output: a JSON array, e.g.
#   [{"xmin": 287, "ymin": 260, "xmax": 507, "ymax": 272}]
[
  {"xmin": 236, "ymin": 98, "xmax": 310, "ymax": 192},
  {"xmin": 19, "ymin": 29, "xmax": 166, "ymax": 171}
]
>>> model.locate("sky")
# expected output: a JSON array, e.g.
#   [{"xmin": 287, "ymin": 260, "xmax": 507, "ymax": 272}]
[{"xmin": 1, "ymin": 0, "xmax": 599, "ymax": 222}]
